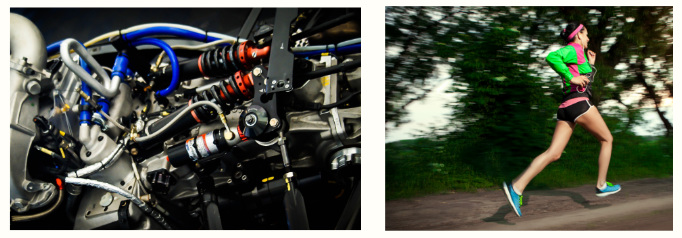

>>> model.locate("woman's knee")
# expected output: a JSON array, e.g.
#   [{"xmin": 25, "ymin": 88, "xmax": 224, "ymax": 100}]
[
  {"xmin": 601, "ymin": 132, "xmax": 613, "ymax": 144},
  {"xmin": 544, "ymin": 150, "xmax": 563, "ymax": 162}
]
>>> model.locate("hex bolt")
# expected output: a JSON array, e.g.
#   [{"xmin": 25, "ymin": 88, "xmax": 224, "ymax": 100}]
[
  {"xmin": 269, "ymin": 118, "xmax": 279, "ymax": 128},
  {"xmin": 245, "ymin": 114, "xmax": 257, "ymax": 126},
  {"xmin": 227, "ymin": 178, "xmax": 233, "ymax": 184},
  {"xmin": 236, "ymin": 163, "xmax": 242, "ymax": 168},
  {"xmin": 130, "ymin": 148, "xmax": 138, "ymax": 156},
  {"xmin": 241, "ymin": 175, "xmax": 248, "ymax": 181},
  {"xmin": 253, "ymin": 67, "xmax": 262, "ymax": 77}
]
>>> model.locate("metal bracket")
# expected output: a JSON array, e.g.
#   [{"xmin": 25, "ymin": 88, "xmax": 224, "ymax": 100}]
[
  {"xmin": 241, "ymin": 66, "xmax": 282, "ymax": 139},
  {"xmin": 238, "ymin": 8, "xmax": 263, "ymax": 40},
  {"xmin": 266, "ymin": 8, "xmax": 297, "ymax": 93}
]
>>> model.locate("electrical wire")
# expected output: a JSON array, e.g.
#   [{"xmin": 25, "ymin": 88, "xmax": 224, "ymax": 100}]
[
  {"xmin": 101, "ymin": 66, "xmax": 113, "ymax": 74},
  {"xmin": 48, "ymin": 23, "xmax": 243, "ymax": 59},
  {"xmin": 122, "ymin": 26, "xmax": 221, "ymax": 43},
  {"xmin": 130, "ymin": 160, "xmax": 148, "ymax": 195},
  {"xmin": 134, "ymin": 101, "xmax": 225, "ymax": 143},
  {"xmin": 83, "ymin": 23, "xmax": 242, "ymax": 48}
]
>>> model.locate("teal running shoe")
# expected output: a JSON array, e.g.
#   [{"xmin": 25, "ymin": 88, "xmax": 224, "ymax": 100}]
[
  {"xmin": 502, "ymin": 181, "xmax": 522, "ymax": 217},
  {"xmin": 596, "ymin": 182, "xmax": 621, "ymax": 197}
]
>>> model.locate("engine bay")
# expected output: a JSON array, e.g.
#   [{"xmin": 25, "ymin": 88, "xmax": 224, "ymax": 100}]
[{"xmin": 10, "ymin": 8, "xmax": 360, "ymax": 229}]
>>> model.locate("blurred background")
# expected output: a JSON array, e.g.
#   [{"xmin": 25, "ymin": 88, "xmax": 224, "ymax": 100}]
[{"xmin": 385, "ymin": 7, "xmax": 672, "ymax": 200}]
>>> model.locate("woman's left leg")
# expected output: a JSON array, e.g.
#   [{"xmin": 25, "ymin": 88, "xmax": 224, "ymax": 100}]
[{"xmin": 575, "ymin": 106, "xmax": 613, "ymax": 188}]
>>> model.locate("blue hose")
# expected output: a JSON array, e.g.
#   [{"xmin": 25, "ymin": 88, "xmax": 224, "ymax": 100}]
[
  {"xmin": 130, "ymin": 38, "xmax": 179, "ymax": 97},
  {"xmin": 111, "ymin": 53, "xmax": 129, "ymax": 79},
  {"xmin": 46, "ymin": 40, "xmax": 64, "ymax": 56},
  {"xmin": 293, "ymin": 44, "xmax": 361, "ymax": 57},
  {"xmin": 124, "ymin": 26, "xmax": 220, "ymax": 43},
  {"xmin": 94, "ymin": 98, "xmax": 110, "ymax": 124}
]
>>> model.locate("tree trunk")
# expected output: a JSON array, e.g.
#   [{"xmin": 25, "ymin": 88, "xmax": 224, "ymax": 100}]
[{"xmin": 633, "ymin": 58, "xmax": 673, "ymax": 137}]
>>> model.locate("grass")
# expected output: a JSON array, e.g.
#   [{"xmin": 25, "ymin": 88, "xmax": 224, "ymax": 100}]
[{"xmin": 385, "ymin": 130, "xmax": 672, "ymax": 200}]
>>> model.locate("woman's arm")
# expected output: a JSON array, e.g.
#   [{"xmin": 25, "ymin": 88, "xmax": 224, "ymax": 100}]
[
  {"xmin": 546, "ymin": 46, "xmax": 578, "ymax": 86},
  {"xmin": 587, "ymin": 50, "xmax": 596, "ymax": 65}
]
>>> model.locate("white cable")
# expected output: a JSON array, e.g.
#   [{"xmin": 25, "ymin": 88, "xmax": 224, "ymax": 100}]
[
  {"xmin": 83, "ymin": 23, "xmax": 244, "ymax": 48},
  {"xmin": 131, "ymin": 159, "xmax": 148, "ymax": 195},
  {"xmin": 171, "ymin": 39, "xmax": 236, "ymax": 51},
  {"xmin": 101, "ymin": 66, "xmax": 113, "ymax": 74},
  {"xmin": 135, "ymin": 101, "xmax": 224, "ymax": 143}
]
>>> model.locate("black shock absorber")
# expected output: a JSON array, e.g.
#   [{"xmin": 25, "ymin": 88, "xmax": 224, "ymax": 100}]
[
  {"xmin": 134, "ymin": 71, "xmax": 256, "ymax": 150},
  {"xmin": 166, "ymin": 128, "xmax": 241, "ymax": 167}
]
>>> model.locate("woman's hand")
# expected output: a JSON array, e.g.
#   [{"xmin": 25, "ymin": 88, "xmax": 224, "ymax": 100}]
[
  {"xmin": 570, "ymin": 75, "xmax": 590, "ymax": 88},
  {"xmin": 587, "ymin": 50, "xmax": 596, "ymax": 64}
]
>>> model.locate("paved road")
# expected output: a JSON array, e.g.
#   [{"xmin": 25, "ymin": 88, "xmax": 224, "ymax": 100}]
[{"xmin": 385, "ymin": 177, "xmax": 673, "ymax": 230}]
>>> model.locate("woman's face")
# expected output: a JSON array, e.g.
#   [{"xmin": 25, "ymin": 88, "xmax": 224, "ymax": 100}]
[{"xmin": 577, "ymin": 28, "xmax": 589, "ymax": 48}]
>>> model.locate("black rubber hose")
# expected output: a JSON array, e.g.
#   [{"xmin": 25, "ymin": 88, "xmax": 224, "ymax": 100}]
[
  {"xmin": 296, "ymin": 59, "xmax": 360, "ymax": 80},
  {"xmin": 291, "ymin": 11, "xmax": 358, "ymax": 42},
  {"xmin": 320, "ymin": 91, "xmax": 360, "ymax": 109},
  {"xmin": 297, "ymin": 91, "xmax": 360, "ymax": 110},
  {"xmin": 151, "ymin": 58, "xmax": 204, "ymax": 82},
  {"xmin": 65, "ymin": 193, "xmax": 80, "ymax": 223}
]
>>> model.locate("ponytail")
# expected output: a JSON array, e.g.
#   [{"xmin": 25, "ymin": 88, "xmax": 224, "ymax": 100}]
[{"xmin": 559, "ymin": 23, "xmax": 584, "ymax": 43}]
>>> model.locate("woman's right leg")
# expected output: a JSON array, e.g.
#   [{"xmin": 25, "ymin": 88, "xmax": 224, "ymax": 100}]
[{"xmin": 512, "ymin": 120, "xmax": 576, "ymax": 194}]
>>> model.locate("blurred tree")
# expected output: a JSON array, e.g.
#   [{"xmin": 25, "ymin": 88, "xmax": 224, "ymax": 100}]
[
  {"xmin": 385, "ymin": 6, "xmax": 672, "ymax": 139},
  {"xmin": 385, "ymin": 7, "xmax": 452, "ymax": 127}
]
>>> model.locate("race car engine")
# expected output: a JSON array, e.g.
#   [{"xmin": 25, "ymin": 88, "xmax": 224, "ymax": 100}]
[{"xmin": 9, "ymin": 8, "xmax": 360, "ymax": 230}]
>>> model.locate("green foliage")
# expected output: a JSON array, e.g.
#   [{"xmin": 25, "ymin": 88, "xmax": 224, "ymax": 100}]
[{"xmin": 386, "ymin": 129, "xmax": 672, "ymax": 200}]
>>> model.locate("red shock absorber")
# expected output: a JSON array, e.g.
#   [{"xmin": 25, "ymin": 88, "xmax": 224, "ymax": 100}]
[
  {"xmin": 233, "ymin": 70, "xmax": 254, "ymax": 99},
  {"xmin": 189, "ymin": 70, "xmax": 256, "ymax": 114},
  {"xmin": 199, "ymin": 40, "xmax": 271, "ymax": 77}
]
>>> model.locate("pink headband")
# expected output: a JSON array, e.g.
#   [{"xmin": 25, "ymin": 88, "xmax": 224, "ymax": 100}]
[{"xmin": 568, "ymin": 24, "xmax": 584, "ymax": 40}]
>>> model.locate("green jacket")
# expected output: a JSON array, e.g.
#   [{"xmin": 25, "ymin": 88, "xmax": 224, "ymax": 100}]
[{"xmin": 546, "ymin": 42, "xmax": 592, "ymax": 94}]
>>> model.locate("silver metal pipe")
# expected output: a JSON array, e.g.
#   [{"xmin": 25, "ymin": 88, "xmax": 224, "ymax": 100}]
[{"xmin": 60, "ymin": 38, "xmax": 120, "ymax": 98}]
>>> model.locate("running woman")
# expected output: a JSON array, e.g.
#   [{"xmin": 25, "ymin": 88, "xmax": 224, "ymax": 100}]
[{"xmin": 502, "ymin": 23, "xmax": 621, "ymax": 217}]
